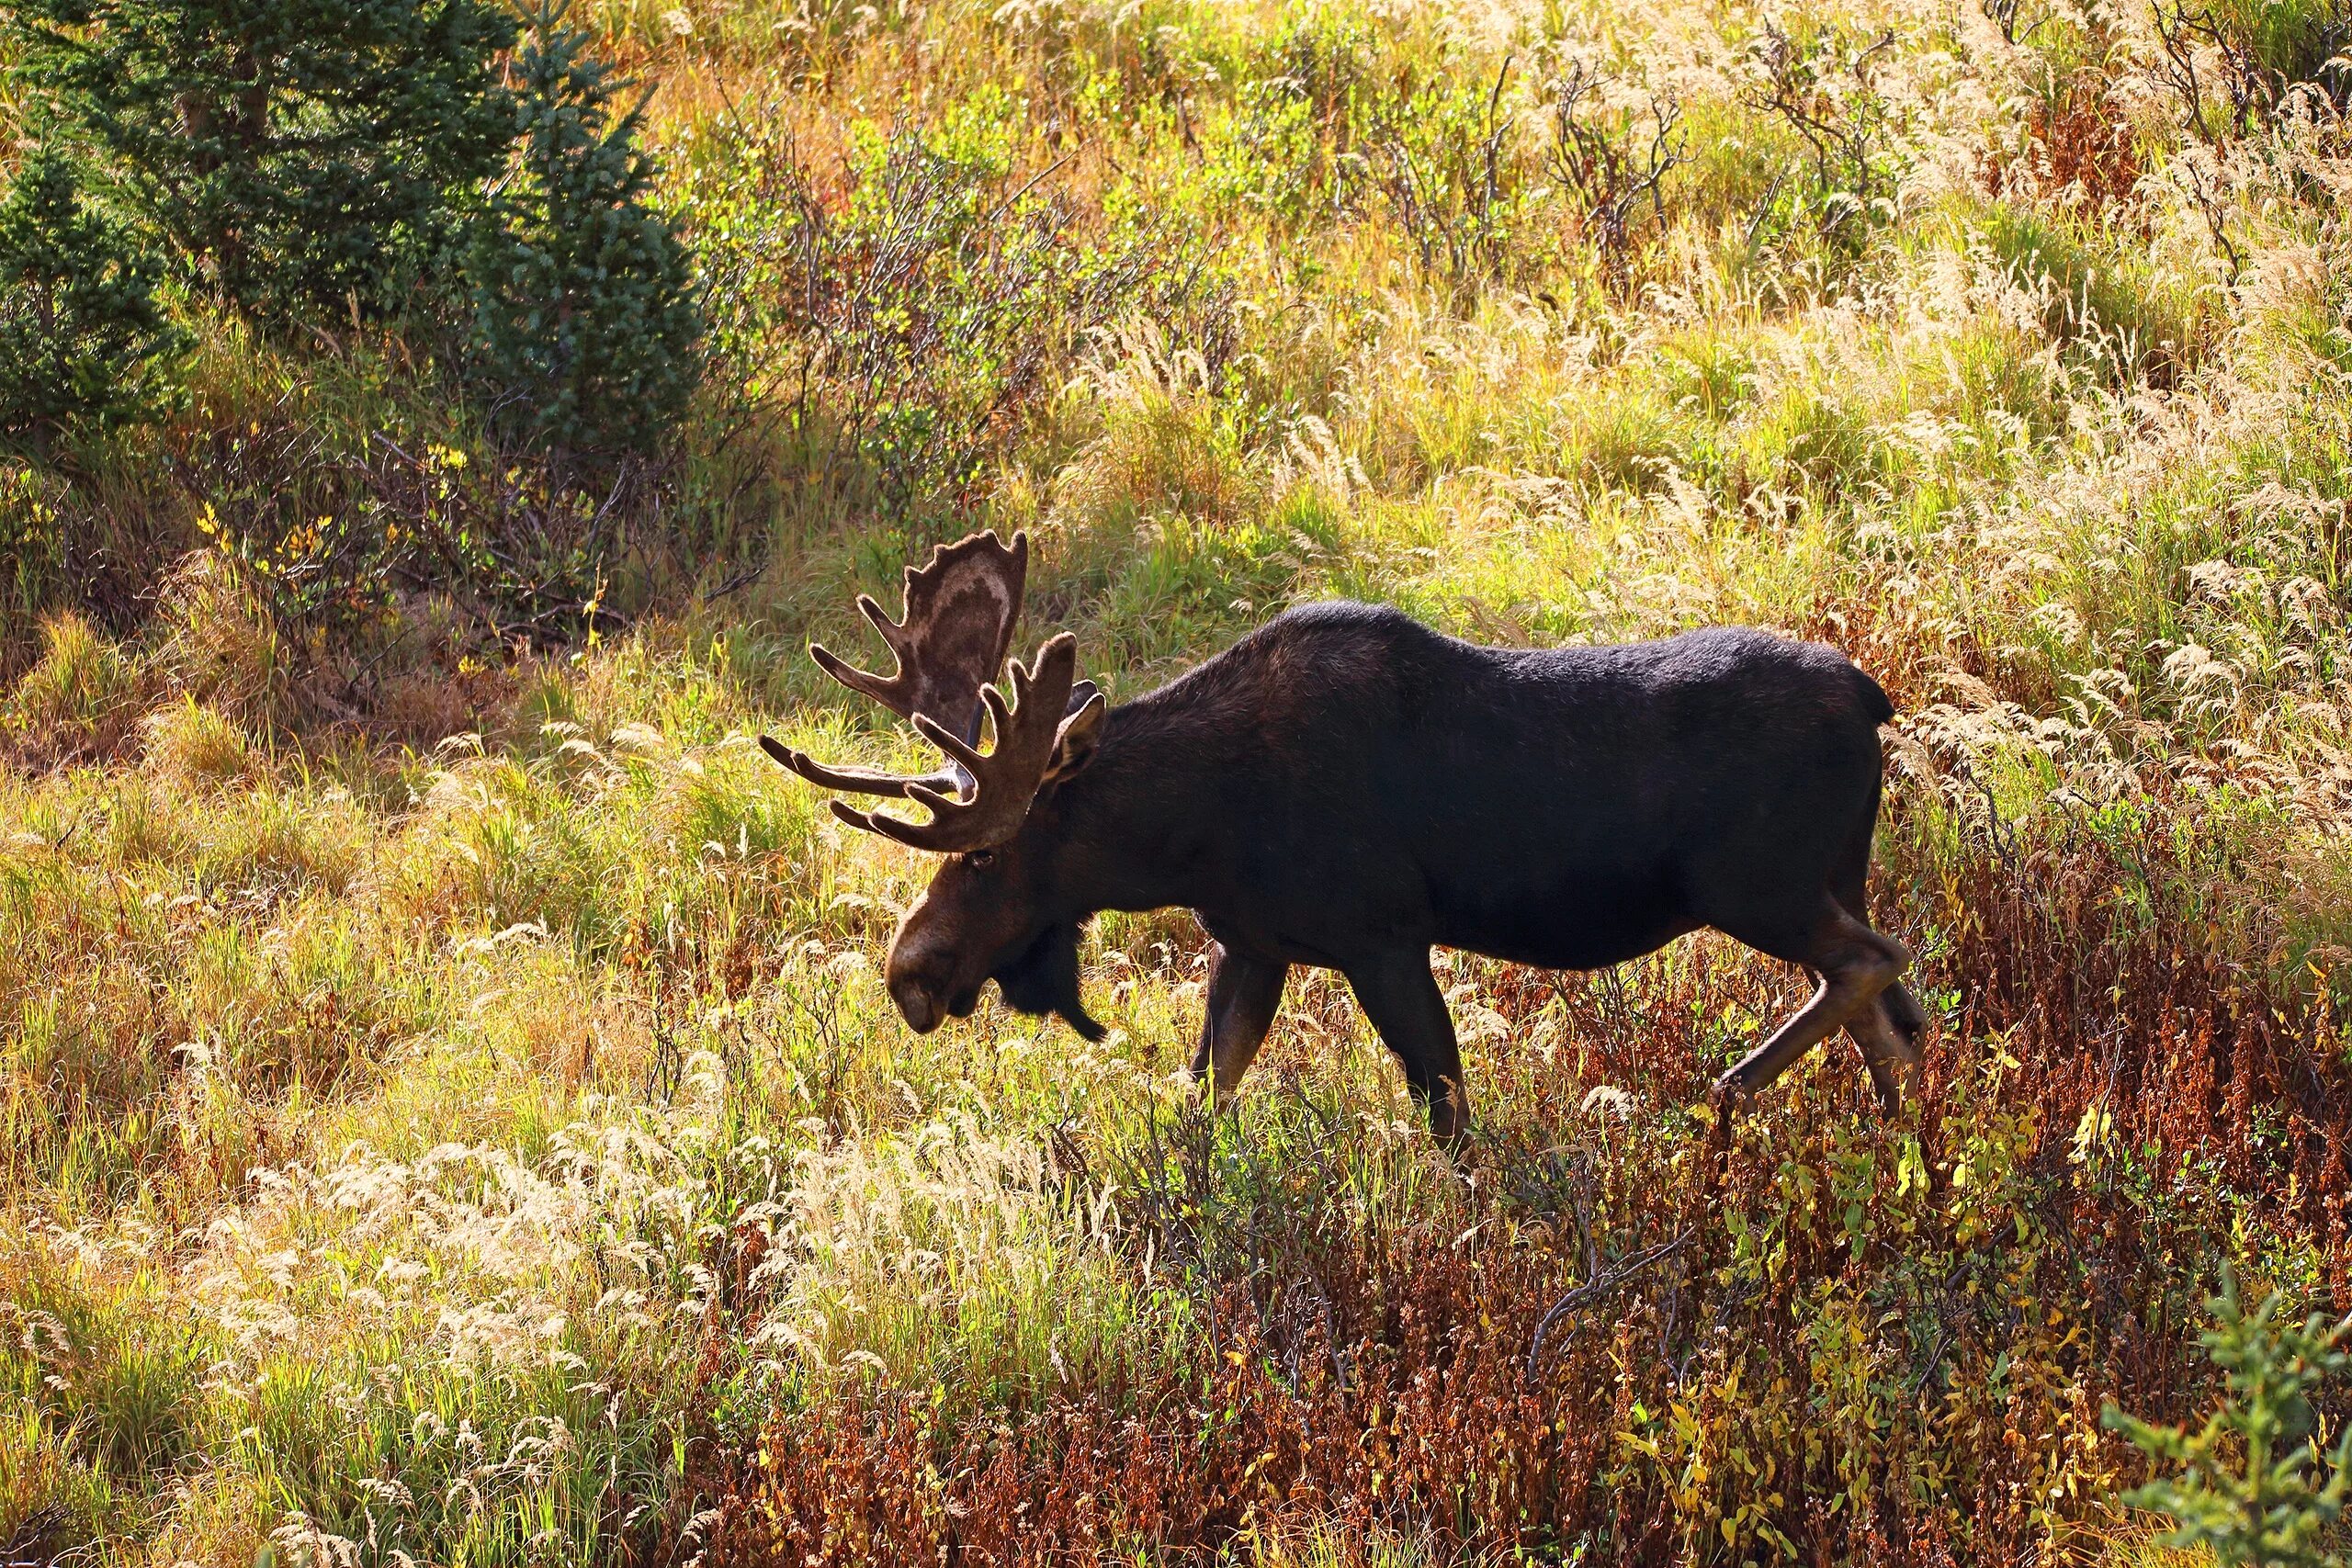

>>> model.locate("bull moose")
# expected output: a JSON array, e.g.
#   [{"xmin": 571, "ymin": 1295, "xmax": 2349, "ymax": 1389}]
[{"xmin": 762, "ymin": 531, "xmax": 1925, "ymax": 1145}]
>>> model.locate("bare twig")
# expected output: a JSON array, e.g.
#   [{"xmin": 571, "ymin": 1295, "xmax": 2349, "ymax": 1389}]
[
  {"xmin": 1981, "ymin": 0, "xmax": 2052, "ymax": 48},
  {"xmin": 1548, "ymin": 62, "xmax": 1687, "ymax": 291},
  {"xmin": 1523, "ymin": 1227, "xmax": 1698, "ymax": 1386},
  {"xmin": 1747, "ymin": 25, "xmax": 1899, "ymax": 243},
  {"xmin": 1369, "ymin": 57, "xmax": 1518, "ymax": 290}
]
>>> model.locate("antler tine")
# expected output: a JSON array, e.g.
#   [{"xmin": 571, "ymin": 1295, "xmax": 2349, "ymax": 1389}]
[
  {"xmin": 830, "ymin": 634, "xmax": 1080, "ymax": 853},
  {"xmin": 807, "ymin": 638, "xmax": 906, "ymax": 714},
  {"xmin": 802, "ymin": 592, "xmax": 925, "ymax": 714},
  {"xmin": 911, "ymin": 681, "xmax": 1012, "ymax": 778},
  {"xmin": 861, "ymin": 590, "xmax": 905, "ymax": 637},
  {"xmin": 757, "ymin": 735, "xmax": 967, "ymax": 802}
]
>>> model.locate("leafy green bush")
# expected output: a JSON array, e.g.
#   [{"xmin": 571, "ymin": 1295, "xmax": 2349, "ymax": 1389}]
[
  {"xmin": 8, "ymin": 0, "xmax": 520, "ymax": 319},
  {"xmin": 1204, "ymin": 10, "xmax": 1380, "ymax": 226},
  {"xmin": 464, "ymin": 0, "xmax": 704, "ymax": 462},
  {"xmin": 1, "ymin": 0, "xmax": 703, "ymax": 637},
  {"xmin": 0, "ymin": 150, "xmax": 184, "ymax": 456},
  {"xmin": 1362, "ymin": 61, "xmax": 1524, "ymax": 290},
  {"xmin": 2105, "ymin": 1267, "xmax": 2352, "ymax": 1568}
]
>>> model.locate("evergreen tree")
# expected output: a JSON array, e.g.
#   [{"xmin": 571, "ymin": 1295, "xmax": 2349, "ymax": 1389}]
[
  {"xmin": 465, "ymin": 0, "xmax": 703, "ymax": 461},
  {"xmin": 0, "ymin": 149, "xmax": 186, "ymax": 457},
  {"xmin": 8, "ymin": 0, "xmax": 518, "ymax": 318},
  {"xmin": 2105, "ymin": 1267, "xmax": 2352, "ymax": 1568}
]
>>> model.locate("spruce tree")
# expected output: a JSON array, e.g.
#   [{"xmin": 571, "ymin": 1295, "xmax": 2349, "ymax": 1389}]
[
  {"xmin": 2105, "ymin": 1268, "xmax": 2352, "ymax": 1567},
  {"xmin": 0, "ymin": 149, "xmax": 186, "ymax": 457},
  {"xmin": 465, "ymin": 0, "xmax": 703, "ymax": 461},
  {"xmin": 9, "ymin": 0, "xmax": 518, "ymax": 318}
]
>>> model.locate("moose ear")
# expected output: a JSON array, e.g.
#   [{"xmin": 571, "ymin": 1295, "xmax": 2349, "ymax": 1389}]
[{"xmin": 1041, "ymin": 689, "xmax": 1106, "ymax": 788}]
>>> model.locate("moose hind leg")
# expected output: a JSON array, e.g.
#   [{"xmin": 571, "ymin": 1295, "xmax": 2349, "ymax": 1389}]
[
  {"xmin": 1831, "ymin": 870, "xmax": 1928, "ymax": 1098},
  {"xmin": 1342, "ymin": 951, "xmax": 1470, "ymax": 1147},
  {"xmin": 1879, "ymin": 980, "xmax": 1928, "ymax": 1047},
  {"xmin": 1845, "ymin": 999, "xmax": 1917, "ymax": 1114},
  {"xmin": 1716, "ymin": 898, "xmax": 1909, "ymax": 1108},
  {"xmin": 1843, "ymin": 977, "xmax": 1929, "ymax": 1114},
  {"xmin": 1188, "ymin": 942, "xmax": 1289, "ymax": 1100}
]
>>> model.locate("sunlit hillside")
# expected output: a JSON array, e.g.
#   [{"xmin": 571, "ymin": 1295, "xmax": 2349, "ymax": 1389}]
[{"xmin": 2, "ymin": 0, "xmax": 2349, "ymax": 1562}]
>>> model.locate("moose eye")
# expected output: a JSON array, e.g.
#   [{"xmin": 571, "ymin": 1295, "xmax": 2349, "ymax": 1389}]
[{"xmin": 966, "ymin": 849, "xmax": 997, "ymax": 868}]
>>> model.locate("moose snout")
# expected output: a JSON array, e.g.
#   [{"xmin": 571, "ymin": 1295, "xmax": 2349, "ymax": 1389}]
[
  {"xmin": 888, "ymin": 970, "xmax": 986, "ymax": 1033},
  {"xmin": 889, "ymin": 973, "xmax": 944, "ymax": 1034},
  {"xmin": 886, "ymin": 928, "xmax": 950, "ymax": 1032},
  {"xmin": 887, "ymin": 973, "xmax": 986, "ymax": 1033},
  {"xmin": 886, "ymin": 899, "xmax": 983, "ymax": 1035}
]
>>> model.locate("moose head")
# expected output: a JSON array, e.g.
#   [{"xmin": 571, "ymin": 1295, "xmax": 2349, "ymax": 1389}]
[{"xmin": 761, "ymin": 532, "xmax": 1112, "ymax": 1042}]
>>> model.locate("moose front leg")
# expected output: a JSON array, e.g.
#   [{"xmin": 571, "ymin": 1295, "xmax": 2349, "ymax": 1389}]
[
  {"xmin": 1188, "ymin": 941, "xmax": 1288, "ymax": 1100},
  {"xmin": 1342, "ymin": 951, "xmax": 1470, "ymax": 1147}
]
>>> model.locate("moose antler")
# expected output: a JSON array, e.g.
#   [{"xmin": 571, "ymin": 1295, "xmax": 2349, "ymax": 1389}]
[
  {"xmin": 762, "ymin": 531, "xmax": 1100, "ymax": 850},
  {"xmin": 818, "ymin": 530, "xmax": 1028, "ymax": 742},
  {"xmin": 761, "ymin": 530, "xmax": 1030, "ymax": 802},
  {"xmin": 826, "ymin": 634, "xmax": 1088, "ymax": 852}
]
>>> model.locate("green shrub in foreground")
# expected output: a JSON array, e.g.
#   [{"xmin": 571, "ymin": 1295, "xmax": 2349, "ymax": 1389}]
[{"xmin": 2105, "ymin": 1266, "xmax": 2352, "ymax": 1567}]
